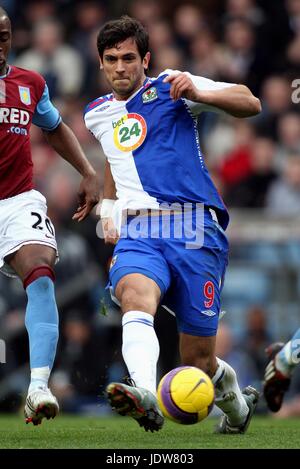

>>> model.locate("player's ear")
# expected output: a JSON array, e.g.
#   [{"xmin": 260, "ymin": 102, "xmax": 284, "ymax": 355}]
[
  {"xmin": 99, "ymin": 57, "xmax": 104, "ymax": 70},
  {"xmin": 143, "ymin": 52, "xmax": 151, "ymax": 71}
]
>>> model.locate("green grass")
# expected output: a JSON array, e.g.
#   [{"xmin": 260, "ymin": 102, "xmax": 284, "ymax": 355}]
[{"xmin": 0, "ymin": 414, "xmax": 299, "ymax": 449}]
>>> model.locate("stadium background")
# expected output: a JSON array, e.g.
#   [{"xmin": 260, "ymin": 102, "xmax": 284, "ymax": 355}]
[{"xmin": 1, "ymin": 0, "xmax": 300, "ymax": 420}]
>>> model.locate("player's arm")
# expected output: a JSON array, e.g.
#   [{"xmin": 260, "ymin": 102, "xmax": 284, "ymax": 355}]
[
  {"xmin": 163, "ymin": 72, "xmax": 261, "ymax": 118},
  {"xmin": 101, "ymin": 160, "xmax": 119, "ymax": 245},
  {"xmin": 32, "ymin": 84, "xmax": 100, "ymax": 221},
  {"xmin": 103, "ymin": 159, "xmax": 117, "ymax": 200}
]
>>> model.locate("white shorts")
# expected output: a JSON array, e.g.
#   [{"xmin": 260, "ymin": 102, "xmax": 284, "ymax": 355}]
[{"xmin": 0, "ymin": 190, "xmax": 58, "ymax": 277}]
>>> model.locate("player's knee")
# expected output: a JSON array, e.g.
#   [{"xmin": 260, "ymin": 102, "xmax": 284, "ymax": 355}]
[
  {"xmin": 116, "ymin": 275, "xmax": 160, "ymax": 314},
  {"xmin": 119, "ymin": 286, "xmax": 158, "ymax": 314},
  {"xmin": 23, "ymin": 264, "xmax": 55, "ymax": 290},
  {"xmin": 25, "ymin": 256, "xmax": 53, "ymax": 270}
]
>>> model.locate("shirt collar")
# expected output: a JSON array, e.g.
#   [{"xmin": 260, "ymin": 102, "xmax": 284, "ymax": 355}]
[{"xmin": 0, "ymin": 65, "xmax": 11, "ymax": 79}]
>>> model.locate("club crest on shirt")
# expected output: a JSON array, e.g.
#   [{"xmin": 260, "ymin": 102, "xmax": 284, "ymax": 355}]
[
  {"xmin": 18, "ymin": 86, "xmax": 31, "ymax": 105},
  {"xmin": 142, "ymin": 87, "xmax": 158, "ymax": 103}
]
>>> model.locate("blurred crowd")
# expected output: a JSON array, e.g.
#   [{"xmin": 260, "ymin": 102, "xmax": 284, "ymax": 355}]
[{"xmin": 1, "ymin": 0, "xmax": 300, "ymax": 417}]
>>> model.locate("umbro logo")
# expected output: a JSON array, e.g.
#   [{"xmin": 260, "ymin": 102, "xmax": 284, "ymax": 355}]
[
  {"xmin": 96, "ymin": 104, "xmax": 111, "ymax": 112},
  {"xmin": 201, "ymin": 310, "xmax": 216, "ymax": 317}
]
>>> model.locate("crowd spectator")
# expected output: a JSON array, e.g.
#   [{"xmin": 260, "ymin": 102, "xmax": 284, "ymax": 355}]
[
  {"xmin": 15, "ymin": 18, "xmax": 83, "ymax": 98},
  {"xmin": 226, "ymin": 137, "xmax": 278, "ymax": 208},
  {"xmin": 266, "ymin": 154, "xmax": 300, "ymax": 217}
]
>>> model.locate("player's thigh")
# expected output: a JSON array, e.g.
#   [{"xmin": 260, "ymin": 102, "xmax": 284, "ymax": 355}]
[
  {"xmin": 166, "ymin": 244, "xmax": 228, "ymax": 337},
  {"xmin": 0, "ymin": 190, "xmax": 57, "ymax": 279},
  {"xmin": 7, "ymin": 244, "xmax": 56, "ymax": 281},
  {"xmin": 109, "ymin": 237, "xmax": 171, "ymax": 314},
  {"xmin": 179, "ymin": 332, "xmax": 217, "ymax": 377}
]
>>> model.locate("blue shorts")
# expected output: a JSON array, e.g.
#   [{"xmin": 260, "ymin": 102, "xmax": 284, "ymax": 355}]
[{"xmin": 109, "ymin": 208, "xmax": 229, "ymax": 337}]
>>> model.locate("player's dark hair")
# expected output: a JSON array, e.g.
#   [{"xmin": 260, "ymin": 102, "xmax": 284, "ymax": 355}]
[{"xmin": 97, "ymin": 15, "xmax": 149, "ymax": 60}]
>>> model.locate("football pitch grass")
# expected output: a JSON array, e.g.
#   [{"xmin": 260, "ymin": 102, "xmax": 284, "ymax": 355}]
[{"xmin": 0, "ymin": 414, "xmax": 299, "ymax": 449}]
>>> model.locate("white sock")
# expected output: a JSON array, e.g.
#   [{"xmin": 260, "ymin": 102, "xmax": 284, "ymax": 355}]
[
  {"xmin": 122, "ymin": 311, "xmax": 159, "ymax": 395},
  {"xmin": 276, "ymin": 341, "xmax": 293, "ymax": 376},
  {"xmin": 276, "ymin": 328, "xmax": 300, "ymax": 376},
  {"xmin": 28, "ymin": 366, "xmax": 50, "ymax": 392},
  {"xmin": 212, "ymin": 358, "xmax": 249, "ymax": 426}
]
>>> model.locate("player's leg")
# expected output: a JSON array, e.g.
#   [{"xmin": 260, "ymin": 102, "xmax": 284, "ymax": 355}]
[
  {"xmin": 106, "ymin": 240, "xmax": 171, "ymax": 431},
  {"xmin": 213, "ymin": 358, "xmax": 259, "ymax": 434},
  {"xmin": 107, "ymin": 273, "xmax": 164, "ymax": 431},
  {"xmin": 7, "ymin": 244, "xmax": 59, "ymax": 425},
  {"xmin": 165, "ymin": 212, "xmax": 259, "ymax": 434},
  {"xmin": 179, "ymin": 333, "xmax": 217, "ymax": 376},
  {"xmin": 179, "ymin": 332, "xmax": 258, "ymax": 433},
  {"xmin": 115, "ymin": 273, "xmax": 161, "ymax": 394},
  {"xmin": 264, "ymin": 327, "xmax": 300, "ymax": 412}
]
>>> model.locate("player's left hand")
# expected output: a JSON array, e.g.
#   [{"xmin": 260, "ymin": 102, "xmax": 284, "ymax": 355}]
[
  {"xmin": 72, "ymin": 172, "xmax": 100, "ymax": 222},
  {"xmin": 163, "ymin": 72, "xmax": 200, "ymax": 102},
  {"xmin": 102, "ymin": 217, "xmax": 119, "ymax": 245}
]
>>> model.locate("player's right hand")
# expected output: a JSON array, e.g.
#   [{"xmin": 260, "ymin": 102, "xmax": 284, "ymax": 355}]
[
  {"xmin": 163, "ymin": 72, "xmax": 200, "ymax": 102},
  {"xmin": 102, "ymin": 217, "xmax": 119, "ymax": 245},
  {"xmin": 72, "ymin": 172, "xmax": 100, "ymax": 222}
]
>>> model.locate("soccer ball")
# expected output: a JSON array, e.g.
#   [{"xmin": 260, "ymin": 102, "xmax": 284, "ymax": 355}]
[{"xmin": 157, "ymin": 366, "xmax": 215, "ymax": 424}]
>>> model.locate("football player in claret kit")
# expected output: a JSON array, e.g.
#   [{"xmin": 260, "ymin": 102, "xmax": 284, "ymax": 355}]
[
  {"xmin": 84, "ymin": 16, "xmax": 261, "ymax": 433},
  {"xmin": 0, "ymin": 8, "xmax": 99, "ymax": 425},
  {"xmin": 264, "ymin": 327, "xmax": 300, "ymax": 412}
]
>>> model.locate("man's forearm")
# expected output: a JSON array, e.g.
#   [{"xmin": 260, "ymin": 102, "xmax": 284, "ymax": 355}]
[
  {"xmin": 196, "ymin": 85, "xmax": 261, "ymax": 118},
  {"xmin": 104, "ymin": 159, "xmax": 117, "ymax": 199},
  {"xmin": 44, "ymin": 122, "xmax": 96, "ymax": 177}
]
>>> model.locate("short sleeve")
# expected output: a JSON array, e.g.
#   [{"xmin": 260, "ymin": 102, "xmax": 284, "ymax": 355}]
[
  {"xmin": 182, "ymin": 72, "xmax": 236, "ymax": 116},
  {"xmin": 32, "ymin": 84, "xmax": 62, "ymax": 131}
]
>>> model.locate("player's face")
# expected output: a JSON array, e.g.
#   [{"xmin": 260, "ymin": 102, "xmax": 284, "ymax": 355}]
[
  {"xmin": 0, "ymin": 15, "xmax": 11, "ymax": 75},
  {"xmin": 100, "ymin": 37, "xmax": 150, "ymax": 100}
]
